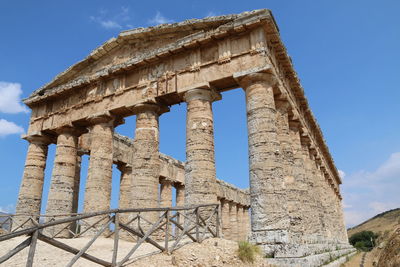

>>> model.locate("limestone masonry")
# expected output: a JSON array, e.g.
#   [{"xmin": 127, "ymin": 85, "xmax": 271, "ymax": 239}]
[{"xmin": 15, "ymin": 9, "xmax": 353, "ymax": 265}]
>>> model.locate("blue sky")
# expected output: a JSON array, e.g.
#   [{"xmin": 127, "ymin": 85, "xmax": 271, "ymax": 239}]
[{"xmin": 0, "ymin": 0, "xmax": 399, "ymax": 227}]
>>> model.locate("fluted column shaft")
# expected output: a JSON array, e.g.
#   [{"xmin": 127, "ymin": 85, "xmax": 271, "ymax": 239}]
[
  {"xmin": 184, "ymin": 88, "xmax": 219, "ymax": 205},
  {"xmin": 15, "ymin": 135, "xmax": 50, "ymax": 228},
  {"xmin": 237, "ymin": 205, "xmax": 244, "ymax": 241},
  {"xmin": 235, "ymin": 72, "xmax": 288, "ymax": 246},
  {"xmin": 118, "ymin": 164, "xmax": 133, "ymax": 210},
  {"xmin": 83, "ymin": 115, "xmax": 115, "ymax": 235},
  {"xmin": 229, "ymin": 202, "xmax": 238, "ymax": 241},
  {"xmin": 46, "ymin": 128, "xmax": 82, "ymax": 237},
  {"xmin": 175, "ymin": 184, "xmax": 185, "ymax": 207},
  {"xmin": 160, "ymin": 179, "xmax": 173, "ymax": 207},
  {"xmin": 221, "ymin": 199, "xmax": 231, "ymax": 240},
  {"xmin": 131, "ymin": 104, "xmax": 162, "ymax": 226}
]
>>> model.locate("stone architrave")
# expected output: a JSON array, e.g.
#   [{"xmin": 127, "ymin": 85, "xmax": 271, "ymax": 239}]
[
  {"xmin": 235, "ymin": 71, "xmax": 289, "ymax": 252},
  {"xmin": 82, "ymin": 113, "xmax": 116, "ymax": 235},
  {"xmin": 14, "ymin": 134, "xmax": 51, "ymax": 229},
  {"xmin": 183, "ymin": 88, "xmax": 220, "ymax": 206},
  {"xmin": 45, "ymin": 126, "xmax": 83, "ymax": 237}
]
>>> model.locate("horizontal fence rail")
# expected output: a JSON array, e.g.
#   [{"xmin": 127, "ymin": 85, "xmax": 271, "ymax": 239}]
[{"xmin": 0, "ymin": 204, "xmax": 220, "ymax": 267}]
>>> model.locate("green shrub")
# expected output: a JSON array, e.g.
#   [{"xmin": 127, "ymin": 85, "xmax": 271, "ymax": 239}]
[
  {"xmin": 237, "ymin": 241, "xmax": 262, "ymax": 263},
  {"xmin": 349, "ymin": 231, "xmax": 378, "ymax": 251}
]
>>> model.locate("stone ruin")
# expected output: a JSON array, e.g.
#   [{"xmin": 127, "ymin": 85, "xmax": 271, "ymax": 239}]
[{"xmin": 14, "ymin": 9, "xmax": 354, "ymax": 265}]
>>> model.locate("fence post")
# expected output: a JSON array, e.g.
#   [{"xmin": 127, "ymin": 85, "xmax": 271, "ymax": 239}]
[
  {"xmin": 196, "ymin": 207, "xmax": 200, "ymax": 242},
  {"xmin": 216, "ymin": 205, "xmax": 220, "ymax": 238},
  {"xmin": 26, "ymin": 229, "xmax": 39, "ymax": 267},
  {"xmin": 112, "ymin": 213, "xmax": 119, "ymax": 266},
  {"xmin": 165, "ymin": 210, "xmax": 169, "ymax": 253}
]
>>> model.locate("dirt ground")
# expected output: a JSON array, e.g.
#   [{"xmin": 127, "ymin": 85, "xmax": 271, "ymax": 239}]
[{"xmin": 0, "ymin": 236, "xmax": 270, "ymax": 267}]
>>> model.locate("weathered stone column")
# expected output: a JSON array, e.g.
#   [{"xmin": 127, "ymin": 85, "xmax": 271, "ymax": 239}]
[
  {"xmin": 45, "ymin": 127, "xmax": 83, "ymax": 237},
  {"xmin": 15, "ymin": 134, "xmax": 51, "ymax": 228},
  {"xmin": 175, "ymin": 184, "xmax": 185, "ymax": 207},
  {"xmin": 131, "ymin": 104, "xmax": 164, "ymax": 229},
  {"xmin": 118, "ymin": 163, "xmax": 133, "ymax": 210},
  {"xmin": 160, "ymin": 179, "xmax": 173, "ymax": 207},
  {"xmin": 237, "ymin": 205, "xmax": 244, "ymax": 241},
  {"xmin": 183, "ymin": 88, "xmax": 220, "ymax": 206},
  {"xmin": 175, "ymin": 184, "xmax": 185, "ymax": 237},
  {"xmin": 229, "ymin": 202, "xmax": 238, "ymax": 241},
  {"xmin": 243, "ymin": 207, "xmax": 250, "ymax": 240},
  {"xmin": 83, "ymin": 113, "xmax": 116, "ymax": 235},
  {"xmin": 235, "ymin": 71, "xmax": 288, "ymax": 253},
  {"xmin": 72, "ymin": 152, "xmax": 82, "ymax": 215},
  {"xmin": 221, "ymin": 199, "xmax": 231, "ymax": 240},
  {"xmin": 117, "ymin": 163, "xmax": 134, "ymax": 241}
]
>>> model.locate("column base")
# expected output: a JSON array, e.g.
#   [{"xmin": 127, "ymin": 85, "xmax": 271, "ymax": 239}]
[
  {"xmin": 265, "ymin": 248, "xmax": 356, "ymax": 267},
  {"xmin": 251, "ymin": 230, "xmax": 355, "ymax": 259}
]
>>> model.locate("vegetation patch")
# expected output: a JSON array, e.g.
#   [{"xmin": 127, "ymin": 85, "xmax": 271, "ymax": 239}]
[
  {"xmin": 349, "ymin": 230, "xmax": 378, "ymax": 251},
  {"xmin": 237, "ymin": 241, "xmax": 262, "ymax": 263}
]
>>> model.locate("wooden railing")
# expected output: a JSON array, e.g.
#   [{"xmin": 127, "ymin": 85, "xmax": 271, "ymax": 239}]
[{"xmin": 0, "ymin": 204, "xmax": 220, "ymax": 267}]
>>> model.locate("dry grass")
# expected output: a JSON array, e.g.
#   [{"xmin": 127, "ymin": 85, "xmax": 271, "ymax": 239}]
[{"xmin": 237, "ymin": 241, "xmax": 262, "ymax": 263}]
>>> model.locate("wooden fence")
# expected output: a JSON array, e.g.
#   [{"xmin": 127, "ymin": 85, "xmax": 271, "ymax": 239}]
[{"xmin": 0, "ymin": 204, "xmax": 220, "ymax": 267}]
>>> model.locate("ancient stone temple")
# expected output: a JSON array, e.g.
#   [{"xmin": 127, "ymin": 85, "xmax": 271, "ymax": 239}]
[{"xmin": 15, "ymin": 9, "xmax": 353, "ymax": 265}]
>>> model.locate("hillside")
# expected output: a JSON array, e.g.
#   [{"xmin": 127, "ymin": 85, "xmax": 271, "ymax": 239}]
[
  {"xmin": 346, "ymin": 208, "xmax": 400, "ymax": 267},
  {"xmin": 348, "ymin": 208, "xmax": 400, "ymax": 237}
]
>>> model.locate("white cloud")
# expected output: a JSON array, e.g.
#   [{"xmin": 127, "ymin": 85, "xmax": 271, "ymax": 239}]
[
  {"xmin": 338, "ymin": 169, "xmax": 346, "ymax": 179},
  {"xmin": 0, "ymin": 82, "xmax": 28, "ymax": 114},
  {"xmin": 206, "ymin": 11, "xmax": 217, "ymax": 17},
  {"xmin": 341, "ymin": 152, "xmax": 400, "ymax": 228},
  {"xmin": 0, "ymin": 204, "xmax": 15, "ymax": 213},
  {"xmin": 90, "ymin": 7, "xmax": 132, "ymax": 30},
  {"xmin": 0, "ymin": 119, "xmax": 24, "ymax": 137},
  {"xmin": 148, "ymin": 11, "xmax": 174, "ymax": 25}
]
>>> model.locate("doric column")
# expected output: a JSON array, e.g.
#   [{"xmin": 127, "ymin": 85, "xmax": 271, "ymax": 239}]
[
  {"xmin": 175, "ymin": 184, "xmax": 185, "ymax": 237},
  {"xmin": 118, "ymin": 163, "xmax": 133, "ymax": 210},
  {"xmin": 45, "ymin": 126, "xmax": 84, "ymax": 237},
  {"xmin": 243, "ymin": 207, "xmax": 250, "ymax": 240},
  {"xmin": 235, "ymin": 71, "xmax": 288, "ymax": 250},
  {"xmin": 183, "ymin": 88, "xmax": 220, "ymax": 206},
  {"xmin": 229, "ymin": 202, "xmax": 238, "ymax": 241},
  {"xmin": 221, "ymin": 199, "xmax": 231, "ymax": 240},
  {"xmin": 175, "ymin": 184, "xmax": 185, "ymax": 207},
  {"xmin": 131, "ymin": 104, "xmax": 164, "ymax": 227},
  {"xmin": 117, "ymin": 163, "xmax": 134, "ymax": 241},
  {"xmin": 303, "ymin": 140, "xmax": 326, "ymax": 242},
  {"xmin": 160, "ymin": 179, "xmax": 173, "ymax": 207},
  {"xmin": 72, "ymin": 152, "xmax": 82, "ymax": 215},
  {"xmin": 15, "ymin": 134, "xmax": 51, "ymax": 228},
  {"xmin": 83, "ymin": 113, "xmax": 116, "ymax": 235},
  {"xmin": 237, "ymin": 205, "xmax": 244, "ymax": 241}
]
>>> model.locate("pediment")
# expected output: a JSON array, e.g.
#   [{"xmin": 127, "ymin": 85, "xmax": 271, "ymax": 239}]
[{"xmin": 27, "ymin": 9, "xmax": 271, "ymax": 101}]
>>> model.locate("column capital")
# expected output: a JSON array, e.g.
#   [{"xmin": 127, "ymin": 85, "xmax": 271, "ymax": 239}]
[
  {"xmin": 130, "ymin": 103, "xmax": 169, "ymax": 116},
  {"xmin": 117, "ymin": 162, "xmax": 132, "ymax": 173},
  {"xmin": 289, "ymin": 120, "xmax": 301, "ymax": 131},
  {"xmin": 54, "ymin": 125, "xmax": 87, "ymax": 137},
  {"xmin": 183, "ymin": 88, "xmax": 221, "ymax": 103},
  {"xmin": 160, "ymin": 177, "xmax": 173, "ymax": 185},
  {"xmin": 87, "ymin": 111, "xmax": 124, "ymax": 127},
  {"xmin": 275, "ymin": 99, "xmax": 291, "ymax": 113},
  {"xmin": 22, "ymin": 132, "xmax": 53, "ymax": 145},
  {"xmin": 233, "ymin": 66, "xmax": 277, "ymax": 89}
]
